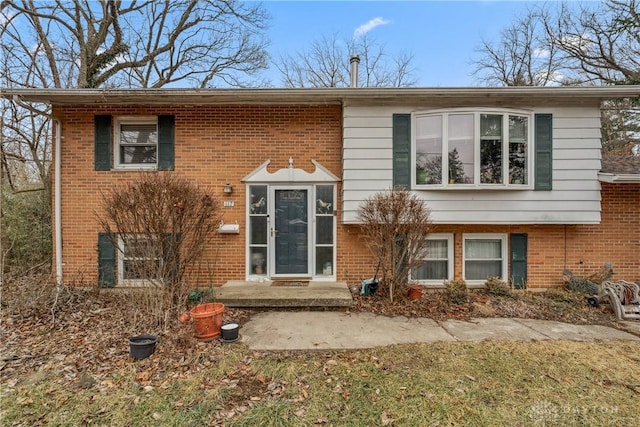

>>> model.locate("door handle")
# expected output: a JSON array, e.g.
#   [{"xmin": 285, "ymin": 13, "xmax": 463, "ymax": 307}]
[{"xmin": 271, "ymin": 228, "xmax": 278, "ymax": 237}]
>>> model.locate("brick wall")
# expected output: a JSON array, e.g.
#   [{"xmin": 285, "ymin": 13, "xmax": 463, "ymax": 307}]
[
  {"xmin": 54, "ymin": 104, "xmax": 638, "ymax": 289},
  {"xmin": 338, "ymin": 183, "xmax": 639, "ymax": 289},
  {"xmin": 53, "ymin": 104, "xmax": 343, "ymax": 285}
]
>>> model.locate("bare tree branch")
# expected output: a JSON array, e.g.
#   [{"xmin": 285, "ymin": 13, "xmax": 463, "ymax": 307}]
[
  {"xmin": 547, "ymin": 0, "xmax": 639, "ymax": 85},
  {"xmin": 472, "ymin": 7, "xmax": 566, "ymax": 86},
  {"xmin": 276, "ymin": 33, "xmax": 417, "ymax": 88}
]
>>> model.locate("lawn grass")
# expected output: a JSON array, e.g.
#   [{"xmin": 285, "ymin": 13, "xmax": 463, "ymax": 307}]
[{"xmin": 2, "ymin": 340, "xmax": 638, "ymax": 426}]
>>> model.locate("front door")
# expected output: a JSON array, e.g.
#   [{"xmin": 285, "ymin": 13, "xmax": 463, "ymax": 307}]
[{"xmin": 273, "ymin": 188, "xmax": 309, "ymax": 275}]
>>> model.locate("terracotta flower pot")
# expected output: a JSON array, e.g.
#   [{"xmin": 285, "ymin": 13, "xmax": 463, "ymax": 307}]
[
  {"xmin": 179, "ymin": 312, "xmax": 191, "ymax": 324},
  {"xmin": 189, "ymin": 303, "xmax": 225, "ymax": 341},
  {"xmin": 407, "ymin": 285, "xmax": 423, "ymax": 301}
]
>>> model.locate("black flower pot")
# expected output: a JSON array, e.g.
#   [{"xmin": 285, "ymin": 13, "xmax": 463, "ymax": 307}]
[
  {"xmin": 220, "ymin": 323, "xmax": 239, "ymax": 342},
  {"xmin": 129, "ymin": 335, "xmax": 157, "ymax": 360}
]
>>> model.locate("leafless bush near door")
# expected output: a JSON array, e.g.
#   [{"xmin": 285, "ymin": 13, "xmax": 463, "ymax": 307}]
[{"xmin": 96, "ymin": 173, "xmax": 221, "ymax": 324}]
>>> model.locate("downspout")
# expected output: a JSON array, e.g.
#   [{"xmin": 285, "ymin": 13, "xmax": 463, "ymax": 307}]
[{"xmin": 54, "ymin": 118, "xmax": 62, "ymax": 286}]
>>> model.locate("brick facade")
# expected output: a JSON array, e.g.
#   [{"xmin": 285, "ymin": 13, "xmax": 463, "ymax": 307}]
[
  {"xmin": 53, "ymin": 104, "xmax": 639, "ymax": 289},
  {"xmin": 53, "ymin": 104, "xmax": 343, "ymax": 286}
]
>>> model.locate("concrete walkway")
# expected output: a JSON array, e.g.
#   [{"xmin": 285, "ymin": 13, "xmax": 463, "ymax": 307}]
[{"xmin": 238, "ymin": 311, "xmax": 640, "ymax": 351}]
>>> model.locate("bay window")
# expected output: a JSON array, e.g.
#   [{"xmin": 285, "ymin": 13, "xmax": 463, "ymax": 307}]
[{"xmin": 414, "ymin": 110, "xmax": 531, "ymax": 188}]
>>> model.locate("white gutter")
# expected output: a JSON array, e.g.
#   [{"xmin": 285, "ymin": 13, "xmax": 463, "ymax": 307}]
[
  {"xmin": 54, "ymin": 118, "xmax": 63, "ymax": 286},
  {"xmin": 597, "ymin": 172, "xmax": 640, "ymax": 183}
]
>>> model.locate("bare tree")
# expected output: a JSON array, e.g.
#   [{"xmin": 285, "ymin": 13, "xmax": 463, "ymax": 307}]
[
  {"xmin": 0, "ymin": 0, "xmax": 269, "ymax": 273},
  {"xmin": 547, "ymin": 0, "xmax": 640, "ymax": 153},
  {"xmin": 472, "ymin": 1, "xmax": 639, "ymax": 154},
  {"xmin": 548, "ymin": 0, "xmax": 639, "ymax": 85},
  {"xmin": 1, "ymin": 0, "xmax": 270, "ymax": 89},
  {"xmin": 473, "ymin": 7, "xmax": 566, "ymax": 86},
  {"xmin": 0, "ymin": 0, "xmax": 270, "ymax": 187},
  {"xmin": 276, "ymin": 33, "xmax": 417, "ymax": 88}
]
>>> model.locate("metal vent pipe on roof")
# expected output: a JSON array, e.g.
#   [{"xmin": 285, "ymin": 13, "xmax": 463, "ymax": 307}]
[{"xmin": 350, "ymin": 55, "xmax": 360, "ymax": 88}]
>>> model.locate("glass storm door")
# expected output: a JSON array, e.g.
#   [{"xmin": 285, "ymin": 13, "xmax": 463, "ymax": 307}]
[{"xmin": 273, "ymin": 189, "xmax": 309, "ymax": 275}]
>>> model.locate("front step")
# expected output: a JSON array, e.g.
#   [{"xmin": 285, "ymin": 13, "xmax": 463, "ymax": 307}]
[{"xmin": 213, "ymin": 280, "xmax": 353, "ymax": 308}]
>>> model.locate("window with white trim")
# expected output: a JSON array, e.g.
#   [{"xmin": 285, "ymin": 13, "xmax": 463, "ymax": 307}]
[
  {"xmin": 463, "ymin": 234, "xmax": 508, "ymax": 282},
  {"xmin": 315, "ymin": 185, "xmax": 335, "ymax": 277},
  {"xmin": 414, "ymin": 110, "xmax": 531, "ymax": 188},
  {"xmin": 411, "ymin": 233, "xmax": 453, "ymax": 283},
  {"xmin": 118, "ymin": 235, "xmax": 162, "ymax": 285},
  {"xmin": 248, "ymin": 185, "xmax": 268, "ymax": 276},
  {"xmin": 115, "ymin": 116, "xmax": 158, "ymax": 168}
]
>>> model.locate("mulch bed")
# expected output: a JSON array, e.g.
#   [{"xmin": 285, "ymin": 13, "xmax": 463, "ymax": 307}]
[{"xmin": 349, "ymin": 285, "xmax": 618, "ymax": 325}]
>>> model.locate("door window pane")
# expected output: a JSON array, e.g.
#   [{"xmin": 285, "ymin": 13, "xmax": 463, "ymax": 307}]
[
  {"xmin": 250, "ymin": 216, "xmax": 267, "ymax": 245},
  {"xmin": 249, "ymin": 185, "xmax": 267, "ymax": 214},
  {"xmin": 316, "ymin": 185, "xmax": 334, "ymax": 214},
  {"xmin": 315, "ymin": 247, "xmax": 333, "ymax": 276},
  {"xmin": 316, "ymin": 216, "xmax": 333, "ymax": 245},
  {"xmin": 250, "ymin": 247, "xmax": 267, "ymax": 275}
]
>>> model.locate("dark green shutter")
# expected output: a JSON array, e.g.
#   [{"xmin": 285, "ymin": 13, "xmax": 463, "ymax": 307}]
[
  {"xmin": 94, "ymin": 115, "xmax": 112, "ymax": 170},
  {"xmin": 98, "ymin": 233, "xmax": 116, "ymax": 287},
  {"xmin": 157, "ymin": 115, "xmax": 175, "ymax": 171},
  {"xmin": 392, "ymin": 114, "xmax": 411, "ymax": 189},
  {"xmin": 534, "ymin": 114, "xmax": 552, "ymax": 190},
  {"xmin": 510, "ymin": 233, "xmax": 527, "ymax": 289}
]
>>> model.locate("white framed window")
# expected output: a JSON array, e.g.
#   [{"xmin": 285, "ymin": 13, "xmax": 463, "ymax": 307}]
[
  {"xmin": 117, "ymin": 234, "xmax": 162, "ymax": 286},
  {"xmin": 114, "ymin": 116, "xmax": 158, "ymax": 169},
  {"xmin": 463, "ymin": 233, "xmax": 508, "ymax": 283},
  {"xmin": 248, "ymin": 185, "xmax": 268, "ymax": 277},
  {"xmin": 413, "ymin": 109, "xmax": 532, "ymax": 188},
  {"xmin": 411, "ymin": 233, "xmax": 454, "ymax": 284},
  {"xmin": 314, "ymin": 184, "xmax": 335, "ymax": 278}
]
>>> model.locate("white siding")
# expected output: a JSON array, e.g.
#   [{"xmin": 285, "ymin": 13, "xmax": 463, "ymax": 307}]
[{"xmin": 342, "ymin": 105, "xmax": 602, "ymax": 224}]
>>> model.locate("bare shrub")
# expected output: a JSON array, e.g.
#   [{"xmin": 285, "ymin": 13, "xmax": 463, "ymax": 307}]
[
  {"xmin": 356, "ymin": 189, "xmax": 433, "ymax": 302},
  {"xmin": 484, "ymin": 276, "xmax": 512, "ymax": 297},
  {"xmin": 96, "ymin": 173, "xmax": 221, "ymax": 323},
  {"xmin": 445, "ymin": 278, "xmax": 469, "ymax": 304},
  {"xmin": 493, "ymin": 298, "xmax": 539, "ymax": 318}
]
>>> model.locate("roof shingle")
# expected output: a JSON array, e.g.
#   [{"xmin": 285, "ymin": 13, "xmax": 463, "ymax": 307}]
[{"xmin": 600, "ymin": 156, "xmax": 640, "ymax": 175}]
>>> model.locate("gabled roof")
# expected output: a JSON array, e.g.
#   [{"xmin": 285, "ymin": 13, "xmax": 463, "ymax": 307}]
[
  {"xmin": 598, "ymin": 156, "xmax": 640, "ymax": 183},
  {"xmin": 2, "ymin": 86, "xmax": 640, "ymax": 107}
]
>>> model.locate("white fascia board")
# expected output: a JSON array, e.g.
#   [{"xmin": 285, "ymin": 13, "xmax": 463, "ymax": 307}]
[{"xmin": 598, "ymin": 172, "xmax": 640, "ymax": 183}]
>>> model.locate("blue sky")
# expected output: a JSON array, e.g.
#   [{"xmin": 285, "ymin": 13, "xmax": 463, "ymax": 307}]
[{"xmin": 260, "ymin": 0, "xmax": 584, "ymax": 86}]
